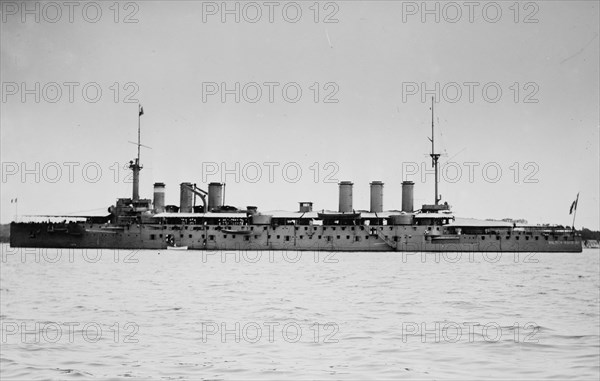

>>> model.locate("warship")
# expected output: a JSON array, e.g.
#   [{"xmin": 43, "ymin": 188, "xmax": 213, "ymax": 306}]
[{"xmin": 10, "ymin": 102, "xmax": 582, "ymax": 252}]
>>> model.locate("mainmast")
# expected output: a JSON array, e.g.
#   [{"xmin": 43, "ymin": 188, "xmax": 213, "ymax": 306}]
[
  {"xmin": 428, "ymin": 97, "xmax": 440, "ymax": 205},
  {"xmin": 129, "ymin": 104, "xmax": 143, "ymax": 201}
]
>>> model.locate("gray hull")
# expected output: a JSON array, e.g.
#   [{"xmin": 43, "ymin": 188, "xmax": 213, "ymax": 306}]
[{"xmin": 10, "ymin": 222, "xmax": 583, "ymax": 252}]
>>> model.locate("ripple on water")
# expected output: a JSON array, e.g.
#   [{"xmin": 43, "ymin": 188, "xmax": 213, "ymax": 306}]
[{"xmin": 0, "ymin": 247, "xmax": 598, "ymax": 380}]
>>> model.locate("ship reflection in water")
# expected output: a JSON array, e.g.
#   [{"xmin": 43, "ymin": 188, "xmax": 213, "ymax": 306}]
[{"xmin": 1, "ymin": 246, "xmax": 598, "ymax": 379}]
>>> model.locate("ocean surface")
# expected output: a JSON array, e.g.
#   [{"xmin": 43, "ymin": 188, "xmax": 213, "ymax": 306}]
[{"xmin": 1, "ymin": 244, "xmax": 599, "ymax": 380}]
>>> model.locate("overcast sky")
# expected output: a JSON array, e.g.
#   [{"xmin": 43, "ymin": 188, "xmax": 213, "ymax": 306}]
[{"xmin": 1, "ymin": 0, "xmax": 599, "ymax": 229}]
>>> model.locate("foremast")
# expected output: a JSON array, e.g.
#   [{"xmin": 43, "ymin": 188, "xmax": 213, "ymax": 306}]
[
  {"xmin": 428, "ymin": 97, "xmax": 441, "ymax": 205},
  {"xmin": 129, "ymin": 104, "xmax": 144, "ymax": 201}
]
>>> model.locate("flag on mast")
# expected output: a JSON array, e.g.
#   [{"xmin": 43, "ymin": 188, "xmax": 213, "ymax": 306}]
[
  {"xmin": 139, "ymin": 104, "xmax": 144, "ymax": 116},
  {"xmin": 569, "ymin": 193, "xmax": 579, "ymax": 215}
]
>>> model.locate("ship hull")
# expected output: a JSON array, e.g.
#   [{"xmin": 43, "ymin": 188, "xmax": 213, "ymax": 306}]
[{"xmin": 10, "ymin": 222, "xmax": 583, "ymax": 252}]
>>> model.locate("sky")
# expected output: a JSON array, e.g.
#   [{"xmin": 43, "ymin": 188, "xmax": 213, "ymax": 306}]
[{"xmin": 1, "ymin": 0, "xmax": 599, "ymax": 229}]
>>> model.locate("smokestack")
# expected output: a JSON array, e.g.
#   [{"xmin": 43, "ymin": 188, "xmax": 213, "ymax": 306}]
[
  {"xmin": 208, "ymin": 182, "xmax": 224, "ymax": 211},
  {"xmin": 338, "ymin": 181, "xmax": 353, "ymax": 213},
  {"xmin": 180, "ymin": 182, "xmax": 193, "ymax": 213},
  {"xmin": 402, "ymin": 181, "xmax": 414, "ymax": 212},
  {"xmin": 153, "ymin": 182, "xmax": 165, "ymax": 213},
  {"xmin": 370, "ymin": 181, "xmax": 384, "ymax": 212}
]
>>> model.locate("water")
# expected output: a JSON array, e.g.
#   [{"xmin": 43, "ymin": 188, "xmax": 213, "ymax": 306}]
[{"xmin": 1, "ymin": 244, "xmax": 599, "ymax": 380}]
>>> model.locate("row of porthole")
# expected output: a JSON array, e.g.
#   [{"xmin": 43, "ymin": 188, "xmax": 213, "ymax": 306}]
[
  {"xmin": 218, "ymin": 235, "xmax": 387, "ymax": 241},
  {"xmin": 144, "ymin": 225, "xmax": 430, "ymax": 232},
  {"xmin": 479, "ymin": 235, "xmax": 544, "ymax": 241},
  {"xmin": 150, "ymin": 234, "xmax": 373, "ymax": 241},
  {"xmin": 147, "ymin": 232, "xmax": 438, "ymax": 241}
]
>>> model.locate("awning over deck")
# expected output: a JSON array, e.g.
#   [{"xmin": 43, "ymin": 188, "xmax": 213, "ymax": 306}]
[
  {"xmin": 154, "ymin": 212, "xmax": 248, "ymax": 219},
  {"xmin": 448, "ymin": 218, "xmax": 513, "ymax": 227}
]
